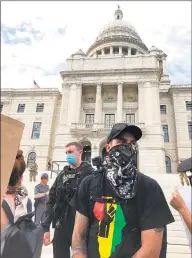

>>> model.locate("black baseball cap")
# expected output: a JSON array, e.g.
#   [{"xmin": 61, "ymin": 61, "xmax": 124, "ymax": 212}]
[
  {"xmin": 107, "ymin": 123, "xmax": 142, "ymax": 144},
  {"xmin": 41, "ymin": 173, "xmax": 49, "ymax": 179},
  {"xmin": 177, "ymin": 157, "xmax": 192, "ymax": 173}
]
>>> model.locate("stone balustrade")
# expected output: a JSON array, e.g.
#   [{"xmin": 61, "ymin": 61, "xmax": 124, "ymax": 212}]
[{"xmin": 70, "ymin": 122, "xmax": 145, "ymax": 134}]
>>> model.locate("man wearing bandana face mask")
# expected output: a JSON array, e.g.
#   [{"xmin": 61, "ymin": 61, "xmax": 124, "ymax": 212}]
[
  {"xmin": 71, "ymin": 123, "xmax": 175, "ymax": 258},
  {"xmin": 41, "ymin": 142, "xmax": 94, "ymax": 258}
]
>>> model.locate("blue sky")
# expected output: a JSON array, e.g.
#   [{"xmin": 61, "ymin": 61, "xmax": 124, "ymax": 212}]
[{"xmin": 1, "ymin": 1, "xmax": 191, "ymax": 89}]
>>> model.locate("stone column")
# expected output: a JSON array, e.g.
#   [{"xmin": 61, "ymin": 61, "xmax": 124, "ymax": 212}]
[
  {"xmin": 59, "ymin": 83, "xmax": 70, "ymax": 124},
  {"xmin": 117, "ymin": 82, "xmax": 123, "ymax": 122},
  {"xmin": 110, "ymin": 46, "xmax": 113, "ymax": 55},
  {"xmin": 67, "ymin": 84, "xmax": 77, "ymax": 125},
  {"xmin": 128, "ymin": 47, "xmax": 131, "ymax": 56},
  {"xmin": 137, "ymin": 80, "xmax": 165, "ymax": 174},
  {"xmin": 162, "ymin": 57, "xmax": 167, "ymax": 75},
  {"xmin": 138, "ymin": 80, "xmax": 160, "ymax": 125},
  {"xmin": 138, "ymin": 82, "xmax": 145, "ymax": 123},
  {"xmin": 102, "ymin": 49, "xmax": 104, "ymax": 55},
  {"xmin": 119, "ymin": 46, "xmax": 122, "ymax": 55},
  {"xmin": 91, "ymin": 145, "xmax": 100, "ymax": 159},
  {"xmin": 94, "ymin": 83, "xmax": 102, "ymax": 124},
  {"xmin": 75, "ymin": 83, "xmax": 82, "ymax": 123}
]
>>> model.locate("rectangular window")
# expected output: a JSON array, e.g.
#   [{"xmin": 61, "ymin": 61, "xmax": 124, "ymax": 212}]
[
  {"xmin": 0, "ymin": 104, "xmax": 3, "ymax": 113},
  {"xmin": 126, "ymin": 114, "xmax": 135, "ymax": 124},
  {"xmin": 31, "ymin": 122, "xmax": 42, "ymax": 139},
  {"xmin": 160, "ymin": 105, "xmax": 167, "ymax": 114},
  {"xmin": 105, "ymin": 114, "xmax": 115, "ymax": 128},
  {"xmin": 186, "ymin": 101, "xmax": 192, "ymax": 111},
  {"xmin": 162, "ymin": 125, "xmax": 169, "ymax": 142},
  {"xmin": 188, "ymin": 121, "xmax": 192, "ymax": 139},
  {"xmin": 17, "ymin": 104, "xmax": 25, "ymax": 113},
  {"xmin": 36, "ymin": 103, "xmax": 44, "ymax": 112},
  {"xmin": 85, "ymin": 114, "xmax": 94, "ymax": 128}
]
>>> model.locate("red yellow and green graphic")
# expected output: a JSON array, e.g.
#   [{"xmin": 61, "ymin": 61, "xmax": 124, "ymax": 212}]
[{"xmin": 96, "ymin": 200, "xmax": 126, "ymax": 258}]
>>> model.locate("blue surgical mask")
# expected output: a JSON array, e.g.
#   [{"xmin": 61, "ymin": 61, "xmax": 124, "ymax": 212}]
[{"xmin": 66, "ymin": 154, "xmax": 77, "ymax": 165}]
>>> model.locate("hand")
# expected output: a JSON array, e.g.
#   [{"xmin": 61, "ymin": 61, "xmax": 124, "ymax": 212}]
[
  {"xmin": 45, "ymin": 192, "xmax": 49, "ymax": 195},
  {"xmin": 170, "ymin": 190, "xmax": 187, "ymax": 212},
  {"xmin": 43, "ymin": 232, "xmax": 51, "ymax": 246}
]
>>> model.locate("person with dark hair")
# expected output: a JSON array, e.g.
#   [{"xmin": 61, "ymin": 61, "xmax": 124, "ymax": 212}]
[
  {"xmin": 71, "ymin": 123, "xmax": 174, "ymax": 258},
  {"xmin": 34, "ymin": 173, "xmax": 49, "ymax": 225},
  {"xmin": 1, "ymin": 150, "xmax": 32, "ymax": 254},
  {"xmin": 41, "ymin": 142, "xmax": 94, "ymax": 258}
]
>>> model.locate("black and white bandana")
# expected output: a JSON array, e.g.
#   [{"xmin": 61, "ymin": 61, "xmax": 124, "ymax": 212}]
[
  {"xmin": 106, "ymin": 143, "xmax": 138, "ymax": 199},
  {"xmin": 6, "ymin": 185, "xmax": 28, "ymax": 207}
]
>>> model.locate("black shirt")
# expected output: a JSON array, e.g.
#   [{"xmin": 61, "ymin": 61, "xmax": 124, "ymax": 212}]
[{"xmin": 75, "ymin": 172, "xmax": 175, "ymax": 258}]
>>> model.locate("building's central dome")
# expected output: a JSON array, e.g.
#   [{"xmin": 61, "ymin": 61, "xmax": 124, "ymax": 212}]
[
  {"xmin": 96, "ymin": 6, "xmax": 141, "ymax": 42},
  {"xmin": 86, "ymin": 6, "xmax": 148, "ymax": 57}
]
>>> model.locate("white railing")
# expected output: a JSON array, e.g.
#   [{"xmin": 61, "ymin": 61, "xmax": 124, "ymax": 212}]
[{"xmin": 71, "ymin": 123, "xmax": 145, "ymax": 131}]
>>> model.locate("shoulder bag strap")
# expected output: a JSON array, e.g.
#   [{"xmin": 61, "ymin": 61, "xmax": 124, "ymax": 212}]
[{"xmin": 2, "ymin": 200, "xmax": 14, "ymax": 224}]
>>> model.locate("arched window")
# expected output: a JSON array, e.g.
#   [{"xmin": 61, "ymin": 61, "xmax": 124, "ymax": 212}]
[
  {"xmin": 27, "ymin": 152, "xmax": 36, "ymax": 167},
  {"xmin": 81, "ymin": 141, "xmax": 92, "ymax": 164},
  {"xmin": 165, "ymin": 156, "xmax": 171, "ymax": 173}
]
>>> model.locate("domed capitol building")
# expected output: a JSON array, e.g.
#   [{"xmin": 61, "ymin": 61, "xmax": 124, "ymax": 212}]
[{"xmin": 1, "ymin": 6, "xmax": 191, "ymax": 173}]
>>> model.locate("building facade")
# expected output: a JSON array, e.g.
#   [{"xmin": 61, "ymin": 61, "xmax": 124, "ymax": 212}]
[{"xmin": 1, "ymin": 7, "xmax": 191, "ymax": 173}]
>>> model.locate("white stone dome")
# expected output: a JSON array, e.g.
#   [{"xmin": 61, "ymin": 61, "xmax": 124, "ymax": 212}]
[
  {"xmin": 87, "ymin": 6, "xmax": 148, "ymax": 56},
  {"xmin": 96, "ymin": 19, "xmax": 141, "ymax": 42}
]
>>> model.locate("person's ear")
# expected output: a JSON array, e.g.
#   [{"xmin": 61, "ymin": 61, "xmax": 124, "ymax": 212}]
[{"xmin": 105, "ymin": 144, "xmax": 111, "ymax": 152}]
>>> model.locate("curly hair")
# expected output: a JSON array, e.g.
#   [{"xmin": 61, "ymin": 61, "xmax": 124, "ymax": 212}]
[{"xmin": 8, "ymin": 150, "xmax": 26, "ymax": 187}]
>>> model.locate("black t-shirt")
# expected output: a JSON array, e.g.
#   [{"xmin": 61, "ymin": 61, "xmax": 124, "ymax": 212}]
[{"xmin": 74, "ymin": 172, "xmax": 175, "ymax": 258}]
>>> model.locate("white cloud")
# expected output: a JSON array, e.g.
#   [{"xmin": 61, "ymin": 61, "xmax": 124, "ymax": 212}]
[{"xmin": 1, "ymin": 1, "xmax": 191, "ymax": 89}]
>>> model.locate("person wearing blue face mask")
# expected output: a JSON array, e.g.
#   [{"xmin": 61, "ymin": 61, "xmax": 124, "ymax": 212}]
[{"xmin": 41, "ymin": 142, "xmax": 94, "ymax": 258}]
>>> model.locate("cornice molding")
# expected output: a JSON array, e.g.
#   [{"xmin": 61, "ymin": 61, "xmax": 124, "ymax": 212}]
[
  {"xmin": 137, "ymin": 79, "xmax": 159, "ymax": 87},
  {"xmin": 1, "ymin": 89, "xmax": 61, "ymax": 97},
  {"xmin": 61, "ymin": 68, "xmax": 160, "ymax": 79}
]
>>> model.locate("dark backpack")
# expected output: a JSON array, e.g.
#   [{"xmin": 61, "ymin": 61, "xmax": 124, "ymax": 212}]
[{"xmin": 2, "ymin": 200, "xmax": 44, "ymax": 258}]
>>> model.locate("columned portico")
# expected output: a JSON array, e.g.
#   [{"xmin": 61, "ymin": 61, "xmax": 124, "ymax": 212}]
[
  {"xmin": 94, "ymin": 83, "xmax": 103, "ymax": 123},
  {"xmin": 117, "ymin": 82, "xmax": 123, "ymax": 122}
]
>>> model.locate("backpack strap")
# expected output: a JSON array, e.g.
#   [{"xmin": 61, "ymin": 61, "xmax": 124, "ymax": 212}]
[
  {"xmin": 2, "ymin": 200, "xmax": 14, "ymax": 224},
  {"xmin": 89, "ymin": 171, "xmax": 104, "ymax": 200}
]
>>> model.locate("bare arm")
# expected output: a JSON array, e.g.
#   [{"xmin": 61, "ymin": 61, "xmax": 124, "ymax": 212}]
[
  {"xmin": 71, "ymin": 211, "xmax": 89, "ymax": 258},
  {"xmin": 132, "ymin": 227, "xmax": 164, "ymax": 258},
  {"xmin": 170, "ymin": 190, "xmax": 192, "ymax": 233},
  {"xmin": 179, "ymin": 207, "xmax": 192, "ymax": 233}
]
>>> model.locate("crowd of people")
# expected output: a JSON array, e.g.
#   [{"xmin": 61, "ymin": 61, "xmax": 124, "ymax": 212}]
[{"xmin": 1, "ymin": 123, "xmax": 191, "ymax": 258}]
